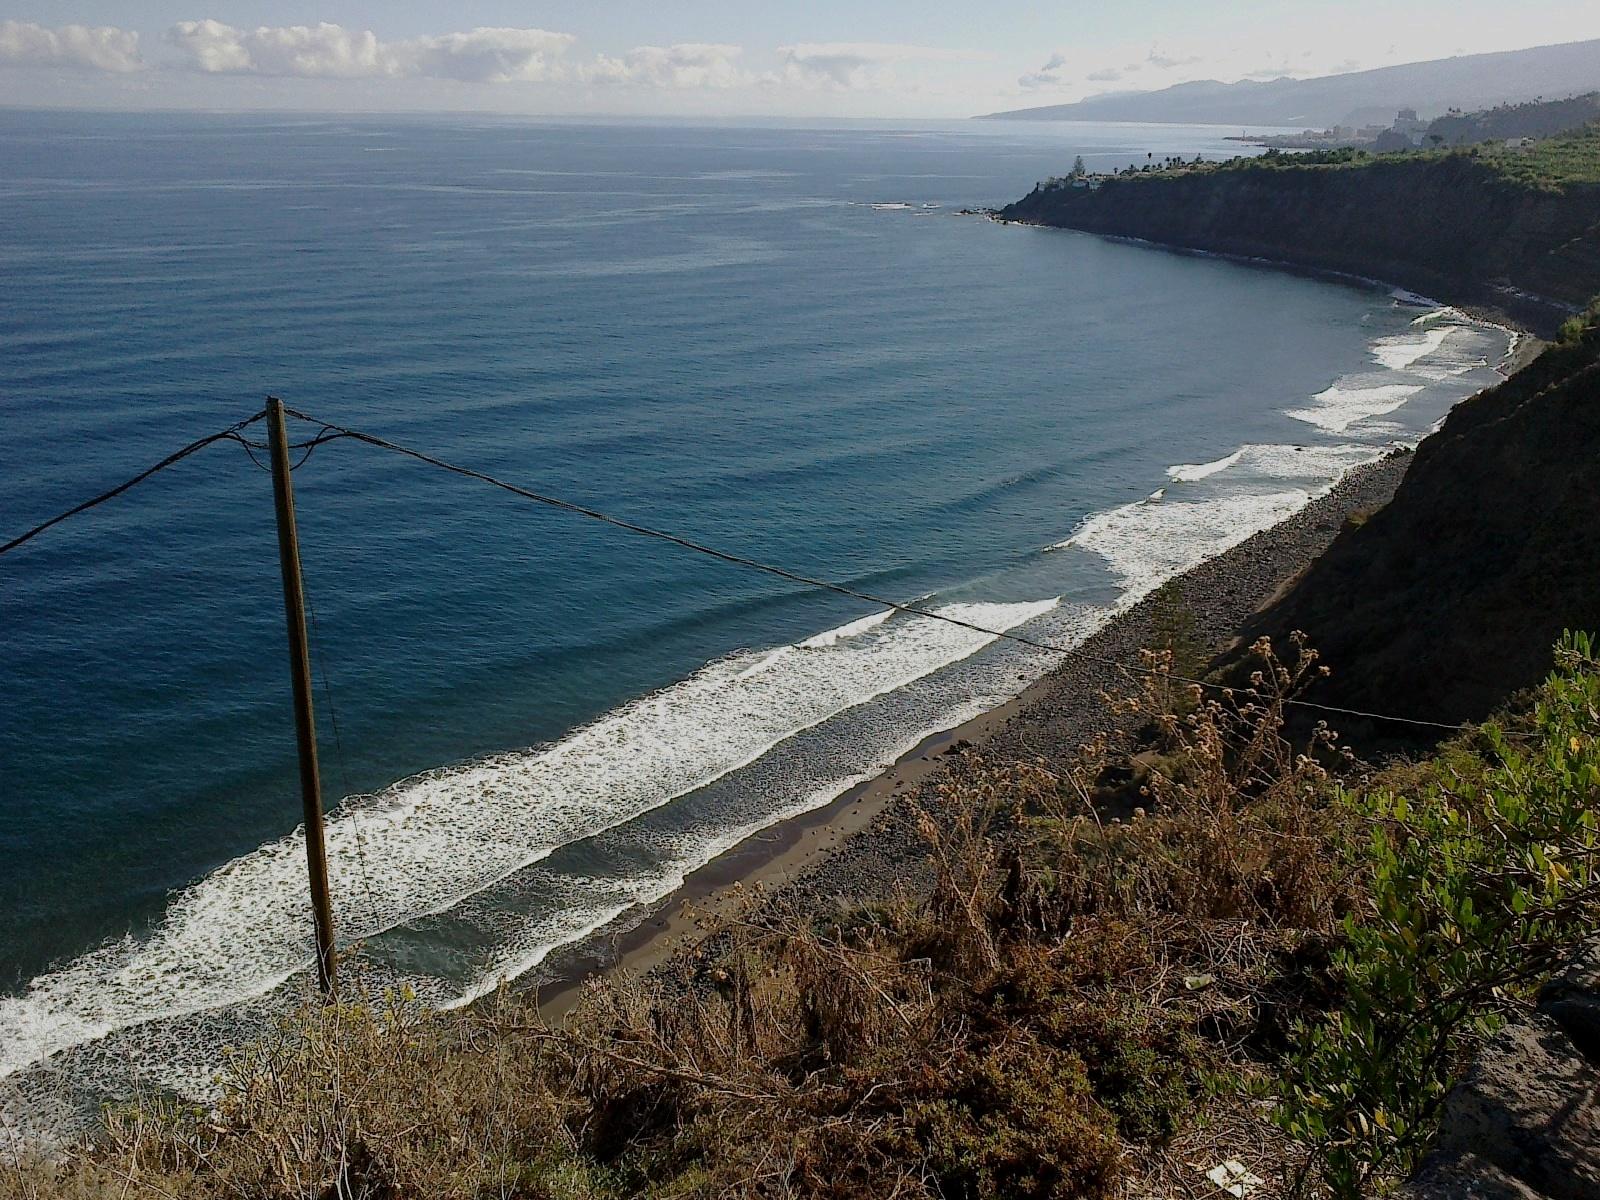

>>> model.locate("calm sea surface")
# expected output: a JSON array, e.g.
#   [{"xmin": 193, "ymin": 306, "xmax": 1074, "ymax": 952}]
[{"xmin": 0, "ymin": 111, "xmax": 1512, "ymax": 1124}]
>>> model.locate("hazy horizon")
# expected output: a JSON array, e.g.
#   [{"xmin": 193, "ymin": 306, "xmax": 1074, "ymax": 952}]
[{"xmin": 3, "ymin": 3, "xmax": 1600, "ymax": 118}]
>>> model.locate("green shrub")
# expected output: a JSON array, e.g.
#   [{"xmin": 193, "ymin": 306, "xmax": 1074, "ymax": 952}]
[
  {"xmin": 1279, "ymin": 632, "xmax": 1600, "ymax": 1195},
  {"xmin": 1558, "ymin": 295, "xmax": 1600, "ymax": 344}
]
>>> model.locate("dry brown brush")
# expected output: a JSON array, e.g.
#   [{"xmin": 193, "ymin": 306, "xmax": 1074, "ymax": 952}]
[{"xmin": 4, "ymin": 638, "xmax": 1366, "ymax": 1200}]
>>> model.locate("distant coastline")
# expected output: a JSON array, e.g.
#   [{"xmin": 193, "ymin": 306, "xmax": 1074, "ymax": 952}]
[
  {"xmin": 994, "ymin": 150, "xmax": 1599, "ymax": 336},
  {"xmin": 982, "ymin": 210, "xmax": 1534, "ymax": 360}
]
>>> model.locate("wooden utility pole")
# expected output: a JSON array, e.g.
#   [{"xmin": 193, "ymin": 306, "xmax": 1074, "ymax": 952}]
[{"xmin": 266, "ymin": 396, "xmax": 337, "ymax": 995}]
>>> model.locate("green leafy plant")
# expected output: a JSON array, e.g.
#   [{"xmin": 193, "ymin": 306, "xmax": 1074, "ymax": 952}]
[
  {"xmin": 1279, "ymin": 632, "xmax": 1600, "ymax": 1196},
  {"xmin": 1558, "ymin": 295, "xmax": 1600, "ymax": 345}
]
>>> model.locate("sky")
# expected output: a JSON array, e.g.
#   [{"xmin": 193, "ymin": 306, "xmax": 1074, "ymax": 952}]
[{"xmin": 3, "ymin": 2, "xmax": 1599, "ymax": 118}]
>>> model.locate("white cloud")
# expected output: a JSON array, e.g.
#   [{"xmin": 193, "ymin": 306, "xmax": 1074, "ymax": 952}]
[
  {"xmin": 1022, "ymin": 44, "xmax": 1202, "ymax": 92},
  {"xmin": 168, "ymin": 20, "xmax": 379, "ymax": 76},
  {"xmin": 400, "ymin": 27, "xmax": 577, "ymax": 83},
  {"xmin": 777, "ymin": 42, "xmax": 981, "ymax": 90},
  {"xmin": 585, "ymin": 43, "xmax": 747, "ymax": 89},
  {"xmin": 1018, "ymin": 51, "xmax": 1067, "ymax": 90},
  {"xmin": 1239, "ymin": 53, "xmax": 1350, "ymax": 81},
  {"xmin": 1020, "ymin": 43, "xmax": 1221, "ymax": 95},
  {"xmin": 0, "ymin": 20, "xmax": 143, "ymax": 73},
  {"xmin": 1146, "ymin": 48, "xmax": 1203, "ymax": 71},
  {"xmin": 165, "ymin": 20, "xmax": 576, "ymax": 83}
]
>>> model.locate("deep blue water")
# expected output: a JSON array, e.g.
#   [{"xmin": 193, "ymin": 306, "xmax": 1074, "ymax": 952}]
[{"xmin": 0, "ymin": 111, "xmax": 1512, "ymax": 1121}]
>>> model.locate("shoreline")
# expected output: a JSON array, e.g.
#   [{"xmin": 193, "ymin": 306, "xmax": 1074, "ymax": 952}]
[
  {"xmin": 0, "ymin": 266, "xmax": 1539, "ymax": 1113},
  {"xmin": 526, "ymin": 288, "xmax": 1543, "ymax": 1019},
  {"xmin": 530, "ymin": 443, "xmax": 1454, "ymax": 1019},
  {"xmin": 984, "ymin": 211, "xmax": 1572, "ymax": 340}
]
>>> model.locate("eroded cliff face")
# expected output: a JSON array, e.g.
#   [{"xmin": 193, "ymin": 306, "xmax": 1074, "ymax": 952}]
[
  {"xmin": 1000, "ymin": 157, "xmax": 1600, "ymax": 334},
  {"xmin": 1237, "ymin": 329, "xmax": 1600, "ymax": 731},
  {"xmin": 1004, "ymin": 155, "xmax": 1600, "ymax": 729}
]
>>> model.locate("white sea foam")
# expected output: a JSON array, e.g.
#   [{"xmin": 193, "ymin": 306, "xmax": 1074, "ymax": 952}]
[
  {"xmin": 1286, "ymin": 383, "xmax": 1425, "ymax": 433},
  {"xmin": 448, "ymin": 772, "xmax": 883, "ymax": 1008},
  {"xmin": 1227, "ymin": 442, "xmax": 1380, "ymax": 478},
  {"xmin": 1390, "ymin": 287, "xmax": 1441, "ymax": 308},
  {"xmin": 0, "ymin": 596, "xmax": 1056, "ymax": 1084},
  {"xmin": 453, "ymin": 600, "xmax": 1107, "ymax": 1008},
  {"xmin": 1056, "ymin": 490, "xmax": 1313, "ymax": 598},
  {"xmin": 1371, "ymin": 325, "xmax": 1457, "ymax": 371},
  {"xmin": 1053, "ymin": 440, "xmax": 1380, "ymax": 598},
  {"xmin": 800, "ymin": 608, "xmax": 894, "ymax": 648},
  {"xmin": 1166, "ymin": 448, "xmax": 1243, "ymax": 482},
  {"xmin": 1164, "ymin": 443, "xmax": 1377, "ymax": 488},
  {"xmin": 1410, "ymin": 306, "xmax": 1463, "ymax": 326}
]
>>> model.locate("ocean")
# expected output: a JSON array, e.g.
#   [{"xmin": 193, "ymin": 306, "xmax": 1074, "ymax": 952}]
[{"xmin": 0, "ymin": 111, "xmax": 1513, "ymax": 1129}]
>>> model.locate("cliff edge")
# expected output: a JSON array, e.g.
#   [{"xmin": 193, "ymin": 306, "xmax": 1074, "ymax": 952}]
[{"xmin": 999, "ymin": 147, "xmax": 1600, "ymax": 335}]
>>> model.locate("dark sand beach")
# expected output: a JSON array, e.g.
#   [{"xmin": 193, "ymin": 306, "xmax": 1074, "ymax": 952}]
[{"xmin": 533, "ymin": 446, "xmax": 1423, "ymax": 1017}]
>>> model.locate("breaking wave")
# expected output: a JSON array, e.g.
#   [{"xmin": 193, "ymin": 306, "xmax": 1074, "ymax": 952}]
[
  {"xmin": 1287, "ymin": 382, "xmax": 1426, "ymax": 434},
  {"xmin": 1371, "ymin": 325, "xmax": 1458, "ymax": 371},
  {"xmin": 0, "ymin": 597, "xmax": 1056, "ymax": 1087},
  {"xmin": 1167, "ymin": 449, "xmax": 1243, "ymax": 482},
  {"xmin": 1054, "ymin": 489, "xmax": 1309, "ymax": 596}
]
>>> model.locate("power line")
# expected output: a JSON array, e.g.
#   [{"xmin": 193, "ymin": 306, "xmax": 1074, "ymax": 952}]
[
  {"xmin": 0, "ymin": 410, "xmax": 269, "ymax": 558},
  {"xmin": 233, "ymin": 425, "xmax": 351, "ymax": 474},
  {"xmin": 0, "ymin": 400, "xmax": 1470, "ymax": 734},
  {"xmin": 279, "ymin": 404, "xmax": 1468, "ymax": 734}
]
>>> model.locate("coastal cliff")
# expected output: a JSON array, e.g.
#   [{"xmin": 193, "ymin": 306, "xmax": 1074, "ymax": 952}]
[
  {"xmin": 1003, "ymin": 139, "xmax": 1600, "ymax": 728},
  {"xmin": 999, "ymin": 151, "xmax": 1600, "ymax": 333},
  {"xmin": 1236, "ymin": 312, "xmax": 1600, "ymax": 731}
]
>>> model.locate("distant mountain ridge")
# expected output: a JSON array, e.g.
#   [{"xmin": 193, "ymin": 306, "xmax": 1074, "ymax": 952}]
[{"xmin": 980, "ymin": 38, "xmax": 1600, "ymax": 128}]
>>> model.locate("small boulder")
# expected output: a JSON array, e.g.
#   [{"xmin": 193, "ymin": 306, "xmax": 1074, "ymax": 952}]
[
  {"xmin": 1538, "ymin": 937, "xmax": 1600, "ymax": 1061},
  {"xmin": 1401, "ymin": 1151, "xmax": 1549, "ymax": 1200},
  {"xmin": 1432, "ymin": 1014, "xmax": 1600, "ymax": 1198}
]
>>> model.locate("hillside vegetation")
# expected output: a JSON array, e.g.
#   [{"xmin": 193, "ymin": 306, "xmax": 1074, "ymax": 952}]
[
  {"xmin": 1475, "ymin": 122, "xmax": 1600, "ymax": 185},
  {"xmin": 1427, "ymin": 92, "xmax": 1600, "ymax": 145},
  {"xmin": 1237, "ymin": 126, "xmax": 1600, "ymax": 187},
  {"xmin": 1000, "ymin": 133, "xmax": 1600, "ymax": 329},
  {"xmin": 7, "ymin": 622, "xmax": 1600, "ymax": 1198}
]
